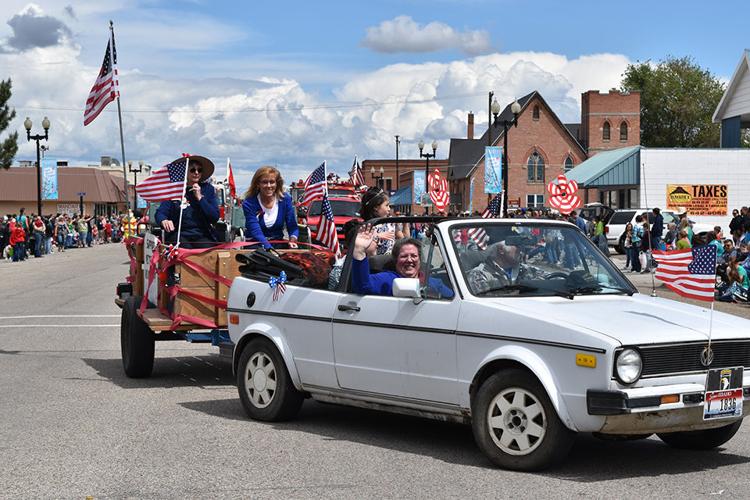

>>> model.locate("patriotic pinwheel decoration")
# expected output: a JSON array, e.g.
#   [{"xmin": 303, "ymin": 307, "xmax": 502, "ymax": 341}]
[
  {"xmin": 546, "ymin": 174, "xmax": 582, "ymax": 215},
  {"xmin": 268, "ymin": 271, "xmax": 287, "ymax": 301}
]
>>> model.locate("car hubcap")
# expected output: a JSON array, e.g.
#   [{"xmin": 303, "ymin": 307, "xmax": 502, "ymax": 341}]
[
  {"xmin": 487, "ymin": 387, "xmax": 546, "ymax": 456},
  {"xmin": 245, "ymin": 352, "xmax": 277, "ymax": 408}
]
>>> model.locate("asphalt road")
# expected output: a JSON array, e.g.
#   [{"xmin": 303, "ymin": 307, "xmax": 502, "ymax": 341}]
[{"xmin": 2, "ymin": 244, "xmax": 750, "ymax": 499}]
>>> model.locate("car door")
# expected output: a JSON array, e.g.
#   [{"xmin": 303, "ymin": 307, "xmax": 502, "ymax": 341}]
[{"xmin": 332, "ymin": 233, "xmax": 461, "ymax": 404}]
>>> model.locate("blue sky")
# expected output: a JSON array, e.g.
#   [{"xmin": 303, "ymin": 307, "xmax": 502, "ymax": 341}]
[{"xmin": 1, "ymin": 0, "xmax": 748, "ymax": 184}]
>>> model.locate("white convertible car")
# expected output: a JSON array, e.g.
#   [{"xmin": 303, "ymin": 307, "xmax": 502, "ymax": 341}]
[{"xmin": 227, "ymin": 217, "xmax": 750, "ymax": 471}]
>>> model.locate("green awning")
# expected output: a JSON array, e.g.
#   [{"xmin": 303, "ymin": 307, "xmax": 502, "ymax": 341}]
[{"xmin": 566, "ymin": 146, "xmax": 641, "ymax": 188}]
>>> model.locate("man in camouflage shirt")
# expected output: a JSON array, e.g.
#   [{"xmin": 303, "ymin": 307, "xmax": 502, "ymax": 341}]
[{"xmin": 466, "ymin": 242, "xmax": 521, "ymax": 294}]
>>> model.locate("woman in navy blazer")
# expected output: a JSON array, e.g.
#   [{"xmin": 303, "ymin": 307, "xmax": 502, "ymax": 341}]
[{"xmin": 242, "ymin": 166, "xmax": 299, "ymax": 249}]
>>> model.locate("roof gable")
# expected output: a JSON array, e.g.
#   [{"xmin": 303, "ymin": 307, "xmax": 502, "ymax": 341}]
[{"xmin": 713, "ymin": 49, "xmax": 750, "ymax": 123}]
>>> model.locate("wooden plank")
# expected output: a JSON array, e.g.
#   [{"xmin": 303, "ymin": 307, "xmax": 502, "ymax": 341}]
[
  {"xmin": 137, "ymin": 308, "xmax": 198, "ymax": 332},
  {"xmin": 216, "ymin": 251, "xmax": 231, "ymax": 327}
]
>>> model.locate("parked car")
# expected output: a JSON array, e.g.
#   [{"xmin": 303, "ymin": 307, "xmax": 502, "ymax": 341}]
[
  {"xmin": 610, "ymin": 209, "xmax": 713, "ymax": 253},
  {"xmin": 227, "ymin": 217, "xmax": 750, "ymax": 471}
]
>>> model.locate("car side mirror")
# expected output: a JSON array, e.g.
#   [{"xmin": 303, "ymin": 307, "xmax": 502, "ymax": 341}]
[{"xmin": 393, "ymin": 278, "xmax": 420, "ymax": 299}]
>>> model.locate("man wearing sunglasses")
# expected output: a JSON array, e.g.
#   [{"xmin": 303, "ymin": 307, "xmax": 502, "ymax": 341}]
[{"xmin": 155, "ymin": 155, "xmax": 220, "ymax": 248}]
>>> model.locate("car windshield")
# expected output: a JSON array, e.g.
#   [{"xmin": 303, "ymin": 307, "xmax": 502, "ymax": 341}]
[
  {"xmin": 450, "ymin": 222, "xmax": 634, "ymax": 298},
  {"xmin": 308, "ymin": 200, "xmax": 360, "ymax": 217}
]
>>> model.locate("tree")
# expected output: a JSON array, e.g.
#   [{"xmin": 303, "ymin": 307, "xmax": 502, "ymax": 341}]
[
  {"xmin": 620, "ymin": 56, "xmax": 725, "ymax": 148},
  {"xmin": 0, "ymin": 78, "xmax": 19, "ymax": 169}
]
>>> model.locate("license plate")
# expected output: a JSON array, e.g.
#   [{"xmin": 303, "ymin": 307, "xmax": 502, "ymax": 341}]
[{"xmin": 703, "ymin": 367, "xmax": 744, "ymax": 420}]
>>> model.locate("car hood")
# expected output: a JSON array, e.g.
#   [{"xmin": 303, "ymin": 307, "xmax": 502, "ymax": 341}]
[{"xmin": 483, "ymin": 293, "xmax": 749, "ymax": 346}]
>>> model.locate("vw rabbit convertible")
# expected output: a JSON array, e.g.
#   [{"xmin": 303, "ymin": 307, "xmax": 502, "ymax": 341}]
[{"xmin": 227, "ymin": 217, "xmax": 750, "ymax": 471}]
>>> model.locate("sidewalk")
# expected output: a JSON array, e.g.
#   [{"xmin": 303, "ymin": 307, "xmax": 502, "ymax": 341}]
[{"xmin": 609, "ymin": 252, "xmax": 750, "ymax": 320}]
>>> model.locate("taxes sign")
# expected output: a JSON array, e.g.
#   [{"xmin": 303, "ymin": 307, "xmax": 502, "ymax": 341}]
[{"xmin": 666, "ymin": 184, "xmax": 728, "ymax": 216}]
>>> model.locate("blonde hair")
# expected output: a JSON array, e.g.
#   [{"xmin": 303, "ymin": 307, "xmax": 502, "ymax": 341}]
[{"xmin": 243, "ymin": 166, "xmax": 284, "ymax": 200}]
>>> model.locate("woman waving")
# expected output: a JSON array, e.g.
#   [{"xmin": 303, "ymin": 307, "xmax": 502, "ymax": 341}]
[{"xmin": 242, "ymin": 166, "xmax": 299, "ymax": 249}]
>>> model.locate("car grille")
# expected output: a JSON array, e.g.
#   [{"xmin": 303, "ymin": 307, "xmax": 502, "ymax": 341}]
[{"xmin": 632, "ymin": 340, "xmax": 750, "ymax": 377}]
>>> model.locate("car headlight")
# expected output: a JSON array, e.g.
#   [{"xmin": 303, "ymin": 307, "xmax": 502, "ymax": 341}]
[{"xmin": 615, "ymin": 348, "xmax": 642, "ymax": 384}]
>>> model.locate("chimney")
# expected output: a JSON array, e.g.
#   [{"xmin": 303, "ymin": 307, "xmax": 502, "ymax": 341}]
[{"xmin": 467, "ymin": 112, "xmax": 474, "ymax": 140}]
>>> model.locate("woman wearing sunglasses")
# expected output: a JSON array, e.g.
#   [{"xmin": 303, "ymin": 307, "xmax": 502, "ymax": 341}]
[
  {"xmin": 241, "ymin": 166, "xmax": 299, "ymax": 250},
  {"xmin": 155, "ymin": 155, "xmax": 220, "ymax": 248}
]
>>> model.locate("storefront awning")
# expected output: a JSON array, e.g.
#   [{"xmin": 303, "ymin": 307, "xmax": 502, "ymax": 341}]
[
  {"xmin": 390, "ymin": 185, "xmax": 412, "ymax": 206},
  {"xmin": 566, "ymin": 146, "xmax": 641, "ymax": 188}
]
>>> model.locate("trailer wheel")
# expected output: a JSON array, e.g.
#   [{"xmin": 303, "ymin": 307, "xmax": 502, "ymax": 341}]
[
  {"xmin": 237, "ymin": 337, "xmax": 303, "ymax": 421},
  {"xmin": 121, "ymin": 296, "xmax": 155, "ymax": 378}
]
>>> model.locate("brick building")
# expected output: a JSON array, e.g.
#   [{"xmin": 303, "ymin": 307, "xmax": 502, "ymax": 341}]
[
  {"xmin": 361, "ymin": 158, "xmax": 449, "ymax": 214},
  {"xmin": 448, "ymin": 89, "xmax": 640, "ymax": 213}
]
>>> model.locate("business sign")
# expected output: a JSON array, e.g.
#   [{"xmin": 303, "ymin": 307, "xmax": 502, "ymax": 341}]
[
  {"xmin": 41, "ymin": 157, "xmax": 58, "ymax": 200},
  {"xmin": 484, "ymin": 146, "xmax": 502, "ymax": 194},
  {"xmin": 56, "ymin": 203, "xmax": 79, "ymax": 216},
  {"xmin": 413, "ymin": 170, "xmax": 427, "ymax": 206},
  {"xmin": 666, "ymin": 184, "xmax": 727, "ymax": 216}
]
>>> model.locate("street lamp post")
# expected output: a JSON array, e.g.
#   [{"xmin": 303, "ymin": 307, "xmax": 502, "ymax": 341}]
[
  {"xmin": 370, "ymin": 166, "xmax": 384, "ymax": 189},
  {"xmin": 128, "ymin": 160, "xmax": 144, "ymax": 214},
  {"xmin": 394, "ymin": 135, "xmax": 400, "ymax": 189},
  {"xmin": 490, "ymin": 97, "xmax": 521, "ymax": 217},
  {"xmin": 418, "ymin": 139, "xmax": 438, "ymax": 211},
  {"xmin": 24, "ymin": 116, "xmax": 50, "ymax": 217}
]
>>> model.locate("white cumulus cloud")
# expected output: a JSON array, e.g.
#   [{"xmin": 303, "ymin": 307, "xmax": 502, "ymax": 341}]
[{"xmin": 362, "ymin": 16, "xmax": 492, "ymax": 55}]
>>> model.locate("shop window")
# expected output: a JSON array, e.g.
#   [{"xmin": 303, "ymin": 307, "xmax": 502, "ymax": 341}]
[
  {"xmin": 532, "ymin": 105, "xmax": 540, "ymax": 121},
  {"xmin": 527, "ymin": 151, "xmax": 545, "ymax": 183},
  {"xmin": 602, "ymin": 121, "xmax": 611, "ymax": 141},
  {"xmin": 620, "ymin": 122, "xmax": 628, "ymax": 141},
  {"xmin": 526, "ymin": 194, "xmax": 544, "ymax": 208},
  {"xmin": 564, "ymin": 156, "xmax": 574, "ymax": 172}
]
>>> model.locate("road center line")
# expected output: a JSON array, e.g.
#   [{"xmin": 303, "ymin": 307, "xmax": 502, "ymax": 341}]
[{"xmin": 0, "ymin": 324, "xmax": 119, "ymax": 328}]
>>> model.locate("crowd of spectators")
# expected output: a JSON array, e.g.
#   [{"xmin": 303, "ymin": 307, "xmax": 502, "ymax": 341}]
[{"xmin": 0, "ymin": 208, "xmax": 126, "ymax": 263}]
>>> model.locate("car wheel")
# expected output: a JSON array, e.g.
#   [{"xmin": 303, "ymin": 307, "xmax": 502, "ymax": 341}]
[
  {"xmin": 472, "ymin": 369, "xmax": 575, "ymax": 471},
  {"xmin": 237, "ymin": 337, "xmax": 303, "ymax": 421},
  {"xmin": 657, "ymin": 420, "xmax": 742, "ymax": 450},
  {"xmin": 616, "ymin": 234, "xmax": 626, "ymax": 254},
  {"xmin": 120, "ymin": 295, "xmax": 155, "ymax": 378}
]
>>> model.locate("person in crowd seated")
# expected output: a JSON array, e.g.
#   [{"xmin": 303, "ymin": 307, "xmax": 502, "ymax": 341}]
[
  {"xmin": 242, "ymin": 166, "xmax": 298, "ymax": 250},
  {"xmin": 717, "ymin": 255, "xmax": 750, "ymax": 303},
  {"xmin": 155, "ymin": 155, "xmax": 219, "ymax": 249},
  {"xmin": 676, "ymin": 229, "xmax": 691, "ymax": 250},
  {"xmin": 359, "ymin": 187, "xmax": 407, "ymax": 255},
  {"xmin": 350, "ymin": 225, "xmax": 453, "ymax": 298}
]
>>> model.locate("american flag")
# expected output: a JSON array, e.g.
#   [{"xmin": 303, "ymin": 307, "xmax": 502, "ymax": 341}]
[
  {"xmin": 349, "ymin": 156, "xmax": 366, "ymax": 187},
  {"xmin": 653, "ymin": 245, "xmax": 717, "ymax": 302},
  {"xmin": 314, "ymin": 193, "xmax": 341, "ymax": 257},
  {"xmin": 136, "ymin": 157, "xmax": 188, "ymax": 201},
  {"xmin": 84, "ymin": 33, "xmax": 119, "ymax": 126},
  {"xmin": 300, "ymin": 162, "xmax": 327, "ymax": 207},
  {"xmin": 463, "ymin": 194, "xmax": 501, "ymax": 249},
  {"xmin": 428, "ymin": 168, "xmax": 449, "ymax": 213}
]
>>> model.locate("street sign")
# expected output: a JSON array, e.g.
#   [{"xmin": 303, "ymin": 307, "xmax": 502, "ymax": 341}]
[{"xmin": 77, "ymin": 192, "xmax": 86, "ymax": 196}]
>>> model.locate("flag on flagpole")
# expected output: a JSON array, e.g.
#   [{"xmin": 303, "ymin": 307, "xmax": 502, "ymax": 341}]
[
  {"xmin": 349, "ymin": 156, "xmax": 366, "ymax": 187},
  {"xmin": 300, "ymin": 162, "xmax": 327, "ymax": 207},
  {"xmin": 464, "ymin": 194, "xmax": 501, "ymax": 249},
  {"xmin": 136, "ymin": 157, "xmax": 188, "ymax": 201},
  {"xmin": 84, "ymin": 30, "xmax": 119, "ymax": 126},
  {"xmin": 314, "ymin": 192, "xmax": 341, "ymax": 257},
  {"xmin": 225, "ymin": 158, "xmax": 236, "ymax": 200},
  {"xmin": 653, "ymin": 245, "xmax": 717, "ymax": 302}
]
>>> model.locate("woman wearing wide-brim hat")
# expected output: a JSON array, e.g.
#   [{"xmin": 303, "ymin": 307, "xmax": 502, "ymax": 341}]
[{"xmin": 155, "ymin": 155, "xmax": 220, "ymax": 248}]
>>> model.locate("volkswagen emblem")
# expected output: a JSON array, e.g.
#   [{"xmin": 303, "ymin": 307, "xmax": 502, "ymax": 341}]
[{"xmin": 700, "ymin": 346, "xmax": 714, "ymax": 367}]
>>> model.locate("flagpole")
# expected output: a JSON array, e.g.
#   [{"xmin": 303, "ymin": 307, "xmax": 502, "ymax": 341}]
[
  {"xmin": 109, "ymin": 21, "xmax": 129, "ymax": 212},
  {"xmin": 175, "ymin": 156, "xmax": 191, "ymax": 246},
  {"xmin": 639, "ymin": 155, "xmax": 658, "ymax": 297}
]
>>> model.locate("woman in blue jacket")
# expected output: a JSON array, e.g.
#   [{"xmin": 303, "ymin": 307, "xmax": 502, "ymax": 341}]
[
  {"xmin": 242, "ymin": 166, "xmax": 299, "ymax": 249},
  {"xmin": 155, "ymin": 155, "xmax": 220, "ymax": 249}
]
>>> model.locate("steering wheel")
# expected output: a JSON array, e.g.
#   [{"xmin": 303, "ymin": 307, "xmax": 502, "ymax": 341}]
[{"xmin": 546, "ymin": 271, "xmax": 569, "ymax": 281}]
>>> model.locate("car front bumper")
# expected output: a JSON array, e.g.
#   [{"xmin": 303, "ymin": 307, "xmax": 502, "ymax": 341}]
[{"xmin": 587, "ymin": 385, "xmax": 749, "ymax": 434}]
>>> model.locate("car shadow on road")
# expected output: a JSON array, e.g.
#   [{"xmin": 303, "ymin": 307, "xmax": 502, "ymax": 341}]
[
  {"xmin": 81, "ymin": 356, "xmax": 235, "ymax": 390},
  {"xmin": 548, "ymin": 432, "xmax": 750, "ymax": 482},
  {"xmin": 180, "ymin": 397, "xmax": 750, "ymax": 476}
]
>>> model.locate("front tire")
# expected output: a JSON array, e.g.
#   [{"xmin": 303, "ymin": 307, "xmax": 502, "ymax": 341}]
[
  {"xmin": 472, "ymin": 369, "xmax": 575, "ymax": 471},
  {"xmin": 237, "ymin": 337, "xmax": 303, "ymax": 421},
  {"xmin": 120, "ymin": 295, "xmax": 155, "ymax": 378},
  {"xmin": 657, "ymin": 420, "xmax": 742, "ymax": 450}
]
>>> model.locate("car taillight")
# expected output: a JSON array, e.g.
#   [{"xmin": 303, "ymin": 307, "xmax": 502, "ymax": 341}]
[{"xmin": 605, "ymin": 226, "xmax": 609, "ymax": 234}]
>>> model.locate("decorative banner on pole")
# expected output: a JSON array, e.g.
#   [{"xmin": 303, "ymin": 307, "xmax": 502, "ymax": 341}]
[
  {"xmin": 547, "ymin": 174, "xmax": 582, "ymax": 214},
  {"xmin": 41, "ymin": 157, "xmax": 58, "ymax": 200},
  {"xmin": 484, "ymin": 146, "xmax": 502, "ymax": 194},
  {"xmin": 428, "ymin": 168, "xmax": 449, "ymax": 213},
  {"xmin": 469, "ymin": 177, "xmax": 475, "ymax": 213},
  {"xmin": 413, "ymin": 170, "xmax": 427, "ymax": 206}
]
